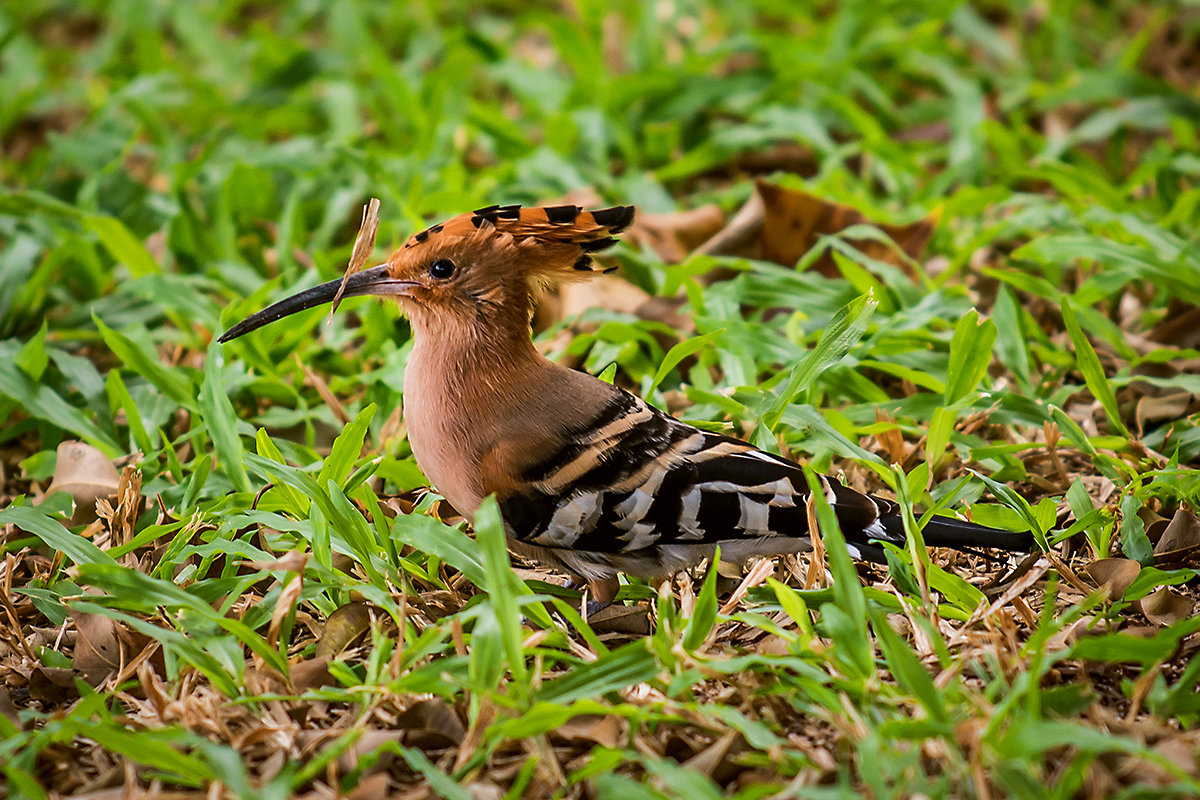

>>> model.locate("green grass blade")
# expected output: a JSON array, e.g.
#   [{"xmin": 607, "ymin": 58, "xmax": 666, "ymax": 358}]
[{"xmin": 1060, "ymin": 297, "xmax": 1129, "ymax": 438}]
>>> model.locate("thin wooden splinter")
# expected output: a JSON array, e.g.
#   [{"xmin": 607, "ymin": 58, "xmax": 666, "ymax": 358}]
[{"xmin": 329, "ymin": 197, "xmax": 382, "ymax": 319}]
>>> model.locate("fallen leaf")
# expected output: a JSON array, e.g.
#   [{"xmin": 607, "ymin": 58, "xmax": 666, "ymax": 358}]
[
  {"xmin": 395, "ymin": 698, "xmax": 466, "ymax": 749},
  {"xmin": 289, "ymin": 656, "xmax": 334, "ymax": 692},
  {"xmin": 336, "ymin": 732, "xmax": 404, "ymax": 773},
  {"xmin": 0, "ymin": 685, "xmax": 20, "ymax": 726},
  {"xmin": 71, "ymin": 608, "xmax": 121, "ymax": 678},
  {"xmin": 1139, "ymin": 587, "xmax": 1193, "ymax": 627},
  {"xmin": 756, "ymin": 179, "xmax": 938, "ymax": 277},
  {"xmin": 1135, "ymin": 391, "xmax": 1193, "ymax": 434},
  {"xmin": 555, "ymin": 714, "xmax": 624, "ymax": 749},
  {"xmin": 245, "ymin": 550, "xmax": 309, "ymax": 573},
  {"xmin": 1042, "ymin": 615, "xmax": 1099, "ymax": 655},
  {"xmin": 1154, "ymin": 731, "xmax": 1200, "ymax": 777},
  {"xmin": 317, "ymin": 602, "xmax": 376, "ymax": 658},
  {"xmin": 345, "ymin": 772, "xmax": 393, "ymax": 800},
  {"xmin": 266, "ymin": 568, "xmax": 304, "ymax": 651},
  {"xmin": 1146, "ymin": 517, "xmax": 1172, "ymax": 547},
  {"xmin": 1155, "ymin": 507, "xmax": 1200, "ymax": 555},
  {"xmin": 1148, "ymin": 302, "xmax": 1200, "ymax": 350},
  {"xmin": 557, "ymin": 276, "xmax": 651, "ymax": 321},
  {"xmin": 1083, "ymin": 558, "xmax": 1141, "ymax": 601},
  {"xmin": 873, "ymin": 408, "xmax": 910, "ymax": 468},
  {"xmin": 44, "ymin": 441, "xmax": 120, "ymax": 525},
  {"xmin": 587, "ymin": 604, "xmax": 650, "ymax": 635},
  {"xmin": 754, "ymin": 635, "xmax": 791, "ymax": 656},
  {"xmin": 27, "ymin": 666, "xmax": 79, "ymax": 703},
  {"xmin": 695, "ymin": 190, "xmax": 765, "ymax": 262},
  {"xmin": 70, "ymin": 605, "xmax": 153, "ymax": 686},
  {"xmin": 466, "ymin": 783, "xmax": 505, "ymax": 800},
  {"xmin": 682, "ymin": 730, "xmax": 742, "ymax": 780},
  {"xmin": 627, "ymin": 204, "xmax": 726, "ymax": 263}
]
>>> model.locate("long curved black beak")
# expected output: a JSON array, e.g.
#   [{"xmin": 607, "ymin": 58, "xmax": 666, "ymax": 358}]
[{"xmin": 218, "ymin": 265, "xmax": 414, "ymax": 343}]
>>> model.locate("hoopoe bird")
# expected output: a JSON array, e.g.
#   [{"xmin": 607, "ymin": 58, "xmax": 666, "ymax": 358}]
[{"xmin": 220, "ymin": 204, "xmax": 1032, "ymax": 604}]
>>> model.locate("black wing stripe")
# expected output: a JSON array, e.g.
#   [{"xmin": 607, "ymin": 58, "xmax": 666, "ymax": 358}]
[{"xmin": 500, "ymin": 388, "xmax": 904, "ymax": 554}]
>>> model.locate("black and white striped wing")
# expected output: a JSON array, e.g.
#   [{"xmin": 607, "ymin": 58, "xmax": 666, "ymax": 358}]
[{"xmin": 498, "ymin": 390, "xmax": 902, "ymax": 561}]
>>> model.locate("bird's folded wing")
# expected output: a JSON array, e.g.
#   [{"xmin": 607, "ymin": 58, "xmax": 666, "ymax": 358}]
[{"xmin": 497, "ymin": 389, "xmax": 902, "ymax": 555}]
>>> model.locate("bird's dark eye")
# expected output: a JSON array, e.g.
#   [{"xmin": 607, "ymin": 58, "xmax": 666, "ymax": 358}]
[{"xmin": 429, "ymin": 259, "xmax": 456, "ymax": 280}]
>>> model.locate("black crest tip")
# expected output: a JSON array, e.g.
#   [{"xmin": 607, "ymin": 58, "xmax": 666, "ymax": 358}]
[
  {"xmin": 590, "ymin": 205, "xmax": 635, "ymax": 233},
  {"xmin": 544, "ymin": 205, "xmax": 580, "ymax": 224},
  {"xmin": 580, "ymin": 237, "xmax": 619, "ymax": 253}
]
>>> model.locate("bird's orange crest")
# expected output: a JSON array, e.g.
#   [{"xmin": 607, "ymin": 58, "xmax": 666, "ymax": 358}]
[
  {"xmin": 396, "ymin": 204, "xmax": 635, "ymax": 280},
  {"xmin": 218, "ymin": 204, "xmax": 635, "ymax": 343}
]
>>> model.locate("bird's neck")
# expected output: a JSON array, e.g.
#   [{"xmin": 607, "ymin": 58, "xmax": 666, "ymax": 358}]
[
  {"xmin": 406, "ymin": 304, "xmax": 545, "ymax": 386},
  {"xmin": 402, "ymin": 306, "xmax": 570, "ymax": 514}
]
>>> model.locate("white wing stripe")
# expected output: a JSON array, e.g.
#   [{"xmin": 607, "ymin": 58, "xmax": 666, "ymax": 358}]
[
  {"xmin": 737, "ymin": 495, "xmax": 772, "ymax": 536},
  {"xmin": 678, "ymin": 487, "xmax": 705, "ymax": 540}
]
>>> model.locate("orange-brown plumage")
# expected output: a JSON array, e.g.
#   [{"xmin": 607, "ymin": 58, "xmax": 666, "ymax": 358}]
[
  {"xmin": 220, "ymin": 202, "xmax": 1031, "ymax": 608},
  {"xmin": 368, "ymin": 204, "xmax": 635, "ymax": 522}
]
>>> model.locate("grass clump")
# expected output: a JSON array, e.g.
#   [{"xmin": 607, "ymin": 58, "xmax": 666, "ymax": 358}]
[{"xmin": 2, "ymin": 2, "xmax": 1200, "ymax": 797}]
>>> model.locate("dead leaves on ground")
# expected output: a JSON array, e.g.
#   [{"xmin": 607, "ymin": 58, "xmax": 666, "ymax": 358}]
[
  {"xmin": 3, "ymin": 174, "xmax": 1200, "ymax": 796},
  {"xmin": 46, "ymin": 440, "xmax": 121, "ymax": 526},
  {"xmin": 541, "ymin": 178, "xmax": 941, "ymax": 385},
  {"xmin": 623, "ymin": 178, "xmax": 938, "ymax": 276},
  {"xmin": 754, "ymin": 180, "xmax": 937, "ymax": 276}
]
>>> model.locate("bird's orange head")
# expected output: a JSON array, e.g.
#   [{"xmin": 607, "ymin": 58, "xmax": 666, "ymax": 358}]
[{"xmin": 218, "ymin": 204, "xmax": 635, "ymax": 343}]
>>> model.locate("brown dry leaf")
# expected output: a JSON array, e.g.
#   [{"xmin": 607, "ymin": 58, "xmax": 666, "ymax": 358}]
[
  {"xmin": 395, "ymin": 697, "xmax": 466, "ymax": 749},
  {"xmin": 557, "ymin": 277, "xmax": 651, "ymax": 321},
  {"xmin": 71, "ymin": 608, "xmax": 121, "ymax": 679},
  {"xmin": 754, "ymin": 635, "xmax": 790, "ymax": 656},
  {"xmin": 1083, "ymin": 558, "xmax": 1141, "ymax": 601},
  {"xmin": 695, "ymin": 190, "xmax": 766, "ymax": 263},
  {"xmin": 1135, "ymin": 392, "xmax": 1192, "ymax": 434},
  {"xmin": 330, "ymin": 197, "xmax": 381, "ymax": 316},
  {"xmin": 719, "ymin": 557, "xmax": 775, "ymax": 615},
  {"xmin": 317, "ymin": 602, "xmax": 375, "ymax": 658},
  {"xmin": 266, "ymin": 570, "xmax": 304, "ymax": 652},
  {"xmin": 873, "ymin": 407, "xmax": 910, "ymax": 467},
  {"xmin": 804, "ymin": 493, "xmax": 827, "ymax": 590},
  {"xmin": 1138, "ymin": 587, "xmax": 1194, "ymax": 627},
  {"xmin": 27, "ymin": 666, "xmax": 79, "ymax": 703},
  {"xmin": 555, "ymin": 714, "xmax": 624, "ymax": 749},
  {"xmin": 468, "ymin": 783, "xmax": 507, "ymax": 800},
  {"xmin": 346, "ymin": 772, "xmax": 393, "ymax": 800},
  {"xmin": 1155, "ymin": 507, "xmax": 1200, "ymax": 556},
  {"xmin": 338, "ymin": 733, "xmax": 404, "ymax": 776},
  {"xmin": 682, "ymin": 730, "xmax": 741, "ymax": 779},
  {"xmin": 1146, "ymin": 516, "xmax": 1172, "ymax": 547},
  {"xmin": 587, "ymin": 604, "xmax": 650, "ymax": 635},
  {"xmin": 288, "ymin": 655, "xmax": 334, "ymax": 692},
  {"xmin": 756, "ymin": 179, "xmax": 938, "ymax": 277},
  {"xmin": 94, "ymin": 464, "xmax": 142, "ymax": 549},
  {"xmin": 58, "ymin": 788, "xmax": 209, "ymax": 800},
  {"xmin": 1148, "ymin": 302, "xmax": 1200, "ymax": 350},
  {"xmin": 245, "ymin": 550, "xmax": 309, "ymax": 573},
  {"xmin": 1042, "ymin": 615, "xmax": 1099, "ymax": 655},
  {"xmin": 0, "ymin": 685, "xmax": 20, "ymax": 726},
  {"xmin": 627, "ymin": 204, "xmax": 726, "ymax": 263},
  {"xmin": 45, "ymin": 441, "xmax": 120, "ymax": 525},
  {"xmin": 70, "ymin": 606, "xmax": 152, "ymax": 687}
]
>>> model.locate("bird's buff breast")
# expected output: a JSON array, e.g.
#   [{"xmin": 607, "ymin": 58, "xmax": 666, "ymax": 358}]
[{"xmin": 401, "ymin": 359, "xmax": 487, "ymax": 516}]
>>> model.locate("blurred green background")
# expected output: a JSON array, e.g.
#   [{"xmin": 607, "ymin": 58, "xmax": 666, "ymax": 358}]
[{"xmin": 3, "ymin": 2, "xmax": 1200, "ymax": 797}]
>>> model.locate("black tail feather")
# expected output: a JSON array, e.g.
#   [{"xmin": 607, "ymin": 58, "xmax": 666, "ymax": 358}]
[{"xmin": 879, "ymin": 513, "xmax": 1035, "ymax": 552}]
